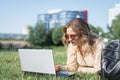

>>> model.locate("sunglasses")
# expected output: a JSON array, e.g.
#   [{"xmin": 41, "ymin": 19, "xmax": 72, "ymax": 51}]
[{"xmin": 65, "ymin": 34, "xmax": 78, "ymax": 40}]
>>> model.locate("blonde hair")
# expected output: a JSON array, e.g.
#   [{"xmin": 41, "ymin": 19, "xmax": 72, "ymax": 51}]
[{"xmin": 62, "ymin": 18, "xmax": 99, "ymax": 48}]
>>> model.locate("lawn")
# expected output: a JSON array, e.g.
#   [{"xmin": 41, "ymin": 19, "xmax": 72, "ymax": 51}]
[{"xmin": 0, "ymin": 46, "xmax": 100, "ymax": 80}]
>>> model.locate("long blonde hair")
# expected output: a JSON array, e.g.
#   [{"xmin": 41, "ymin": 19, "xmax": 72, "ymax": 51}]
[{"xmin": 62, "ymin": 18, "xmax": 99, "ymax": 49}]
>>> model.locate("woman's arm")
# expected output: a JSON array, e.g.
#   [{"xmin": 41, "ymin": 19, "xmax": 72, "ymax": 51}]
[{"xmin": 60, "ymin": 43, "xmax": 78, "ymax": 71}]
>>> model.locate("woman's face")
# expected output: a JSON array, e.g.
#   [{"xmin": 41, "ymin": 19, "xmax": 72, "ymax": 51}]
[{"xmin": 65, "ymin": 27, "xmax": 79, "ymax": 44}]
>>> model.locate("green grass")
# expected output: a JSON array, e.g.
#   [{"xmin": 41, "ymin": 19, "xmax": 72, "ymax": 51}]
[{"xmin": 0, "ymin": 47, "xmax": 100, "ymax": 80}]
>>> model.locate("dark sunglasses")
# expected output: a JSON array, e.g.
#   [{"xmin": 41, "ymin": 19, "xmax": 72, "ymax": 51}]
[{"xmin": 65, "ymin": 34, "xmax": 78, "ymax": 40}]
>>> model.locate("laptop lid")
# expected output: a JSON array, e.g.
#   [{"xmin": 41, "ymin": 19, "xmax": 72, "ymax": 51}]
[{"xmin": 18, "ymin": 49, "xmax": 56, "ymax": 75}]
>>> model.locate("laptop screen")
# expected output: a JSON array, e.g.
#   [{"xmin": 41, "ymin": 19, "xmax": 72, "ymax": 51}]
[{"xmin": 18, "ymin": 49, "xmax": 56, "ymax": 75}]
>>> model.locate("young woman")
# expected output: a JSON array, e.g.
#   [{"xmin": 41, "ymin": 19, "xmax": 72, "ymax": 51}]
[{"xmin": 55, "ymin": 18, "xmax": 105, "ymax": 73}]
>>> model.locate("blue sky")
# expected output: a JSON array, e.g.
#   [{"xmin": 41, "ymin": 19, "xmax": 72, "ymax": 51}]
[{"xmin": 0, "ymin": 0, "xmax": 120, "ymax": 34}]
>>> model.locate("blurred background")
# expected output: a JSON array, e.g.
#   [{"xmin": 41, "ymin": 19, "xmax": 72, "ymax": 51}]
[{"xmin": 0, "ymin": 0, "xmax": 120, "ymax": 50}]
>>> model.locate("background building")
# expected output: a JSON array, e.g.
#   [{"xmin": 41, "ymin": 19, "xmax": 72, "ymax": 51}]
[
  {"xmin": 37, "ymin": 10, "xmax": 88, "ymax": 30},
  {"xmin": 22, "ymin": 25, "xmax": 30, "ymax": 35},
  {"xmin": 109, "ymin": 3, "xmax": 120, "ymax": 26}
]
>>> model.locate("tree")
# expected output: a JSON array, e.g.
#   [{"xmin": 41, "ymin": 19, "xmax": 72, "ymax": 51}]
[
  {"xmin": 34, "ymin": 22, "xmax": 47, "ymax": 45},
  {"xmin": 89, "ymin": 24, "xmax": 99, "ymax": 35},
  {"xmin": 27, "ymin": 26, "xmax": 34, "ymax": 43},
  {"xmin": 95, "ymin": 26, "xmax": 107, "ymax": 37},
  {"xmin": 44, "ymin": 28, "xmax": 54, "ymax": 46},
  {"xmin": 27, "ymin": 22, "xmax": 47, "ymax": 46},
  {"xmin": 107, "ymin": 14, "xmax": 120, "ymax": 39},
  {"xmin": 111, "ymin": 14, "xmax": 120, "ymax": 39},
  {"xmin": 52, "ymin": 26, "xmax": 63, "ymax": 45},
  {"xmin": 27, "ymin": 22, "xmax": 55, "ymax": 46}
]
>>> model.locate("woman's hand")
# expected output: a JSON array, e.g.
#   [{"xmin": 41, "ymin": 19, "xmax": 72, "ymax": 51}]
[{"xmin": 55, "ymin": 65, "xmax": 60, "ymax": 72}]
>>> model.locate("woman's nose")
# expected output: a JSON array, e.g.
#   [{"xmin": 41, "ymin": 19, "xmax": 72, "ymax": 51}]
[{"xmin": 69, "ymin": 37, "xmax": 72, "ymax": 41}]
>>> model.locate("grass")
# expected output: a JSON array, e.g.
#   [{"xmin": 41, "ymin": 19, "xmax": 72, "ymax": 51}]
[{"xmin": 0, "ymin": 46, "xmax": 100, "ymax": 80}]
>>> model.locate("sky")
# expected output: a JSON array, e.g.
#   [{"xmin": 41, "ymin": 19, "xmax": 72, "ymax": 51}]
[{"xmin": 0, "ymin": 0, "xmax": 120, "ymax": 34}]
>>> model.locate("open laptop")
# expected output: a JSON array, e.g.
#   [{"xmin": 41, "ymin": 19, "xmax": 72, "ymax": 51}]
[{"xmin": 18, "ymin": 49, "xmax": 74, "ymax": 77}]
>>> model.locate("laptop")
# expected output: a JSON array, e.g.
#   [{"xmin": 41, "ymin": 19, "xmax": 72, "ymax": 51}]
[{"xmin": 18, "ymin": 49, "xmax": 74, "ymax": 77}]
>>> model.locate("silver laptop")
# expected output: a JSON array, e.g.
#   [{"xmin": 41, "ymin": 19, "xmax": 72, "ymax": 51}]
[
  {"xmin": 18, "ymin": 49, "xmax": 56, "ymax": 75},
  {"xmin": 18, "ymin": 49, "xmax": 74, "ymax": 77}
]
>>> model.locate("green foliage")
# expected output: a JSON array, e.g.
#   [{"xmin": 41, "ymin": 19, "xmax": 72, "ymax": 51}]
[
  {"xmin": 6, "ymin": 44, "xmax": 15, "ymax": 50},
  {"xmin": 27, "ymin": 22, "xmax": 54, "ymax": 46},
  {"xmin": 0, "ymin": 43, "xmax": 2, "ymax": 50},
  {"xmin": 89, "ymin": 24, "xmax": 106, "ymax": 38},
  {"xmin": 33, "ymin": 22, "xmax": 46, "ymax": 45},
  {"xmin": 111, "ymin": 14, "xmax": 120, "ymax": 39},
  {"xmin": 44, "ymin": 28, "xmax": 54, "ymax": 46},
  {"xmin": 52, "ymin": 26, "xmax": 63, "ymax": 45},
  {"xmin": 106, "ymin": 14, "xmax": 120, "ymax": 40},
  {"xmin": 89, "ymin": 24, "xmax": 99, "ymax": 35},
  {"xmin": 27, "ymin": 26, "xmax": 34, "ymax": 43},
  {"xmin": 106, "ymin": 25, "xmax": 114, "ymax": 39}
]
